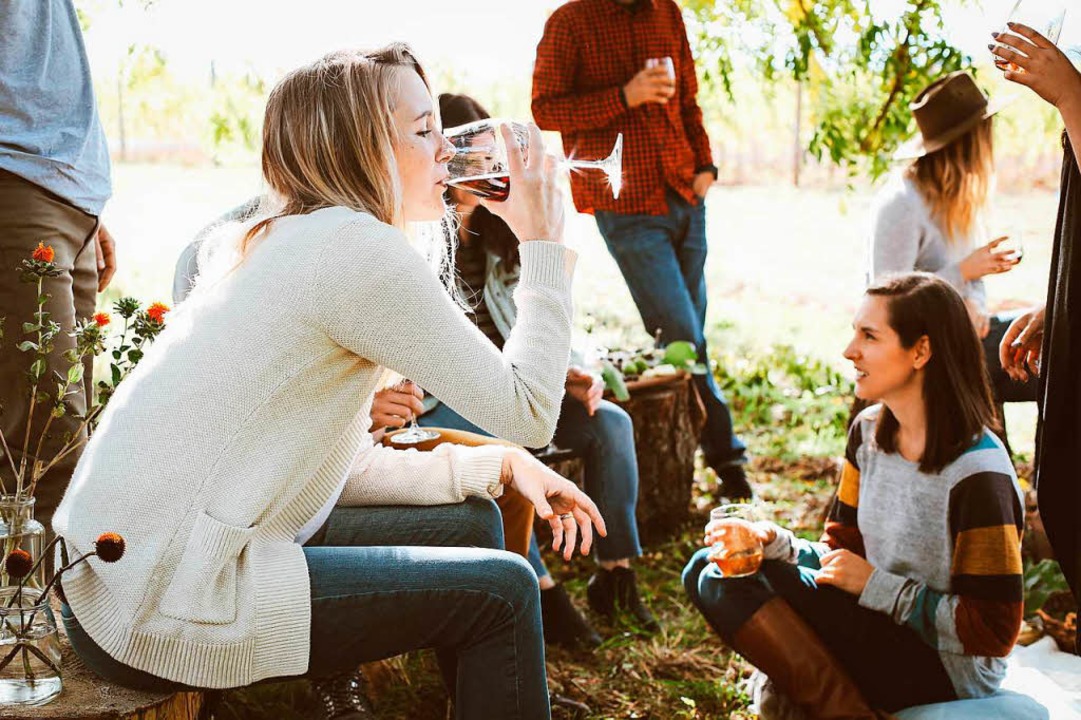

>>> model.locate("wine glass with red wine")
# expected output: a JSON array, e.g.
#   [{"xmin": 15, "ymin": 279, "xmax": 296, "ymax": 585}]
[{"xmin": 445, "ymin": 120, "xmax": 623, "ymax": 202}]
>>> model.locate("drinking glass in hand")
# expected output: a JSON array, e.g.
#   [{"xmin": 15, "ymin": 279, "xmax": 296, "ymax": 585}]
[
  {"xmin": 445, "ymin": 119, "xmax": 624, "ymax": 201},
  {"xmin": 707, "ymin": 504, "xmax": 764, "ymax": 578},
  {"xmin": 387, "ymin": 384, "xmax": 440, "ymax": 446},
  {"xmin": 992, "ymin": 0, "xmax": 1067, "ymax": 72},
  {"xmin": 645, "ymin": 56, "xmax": 675, "ymax": 81}
]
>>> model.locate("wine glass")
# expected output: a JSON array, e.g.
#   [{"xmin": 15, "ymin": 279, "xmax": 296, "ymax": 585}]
[
  {"xmin": 706, "ymin": 504, "xmax": 764, "ymax": 578},
  {"xmin": 992, "ymin": 0, "xmax": 1067, "ymax": 72},
  {"xmin": 445, "ymin": 120, "xmax": 623, "ymax": 201},
  {"xmin": 387, "ymin": 383, "xmax": 440, "ymax": 446}
]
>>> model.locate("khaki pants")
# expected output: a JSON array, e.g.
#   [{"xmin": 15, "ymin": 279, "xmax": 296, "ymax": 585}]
[{"xmin": 0, "ymin": 169, "xmax": 99, "ymax": 548}]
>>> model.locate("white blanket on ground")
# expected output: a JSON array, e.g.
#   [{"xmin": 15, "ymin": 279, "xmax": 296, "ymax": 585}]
[{"xmin": 897, "ymin": 637, "xmax": 1081, "ymax": 720}]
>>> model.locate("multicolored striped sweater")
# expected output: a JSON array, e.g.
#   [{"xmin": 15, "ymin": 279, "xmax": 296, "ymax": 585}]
[{"xmin": 765, "ymin": 405, "xmax": 1024, "ymax": 698}]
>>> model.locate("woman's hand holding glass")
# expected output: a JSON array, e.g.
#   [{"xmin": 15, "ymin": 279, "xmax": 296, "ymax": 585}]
[
  {"xmin": 455, "ymin": 122, "xmax": 566, "ymax": 245},
  {"xmin": 501, "ymin": 448, "xmax": 607, "ymax": 561},
  {"xmin": 370, "ymin": 381, "xmax": 426, "ymax": 432},
  {"xmin": 960, "ymin": 236, "xmax": 1021, "ymax": 281},
  {"xmin": 999, "ymin": 304, "xmax": 1046, "ymax": 381},
  {"xmin": 991, "ymin": 22, "xmax": 1081, "ymax": 110}
]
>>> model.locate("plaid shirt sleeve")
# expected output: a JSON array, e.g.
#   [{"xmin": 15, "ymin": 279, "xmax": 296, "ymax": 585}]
[
  {"xmin": 674, "ymin": 8, "xmax": 713, "ymax": 172},
  {"xmin": 531, "ymin": 10, "xmax": 628, "ymax": 133}
]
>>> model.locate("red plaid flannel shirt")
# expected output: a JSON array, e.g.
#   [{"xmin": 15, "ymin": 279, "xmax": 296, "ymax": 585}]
[{"xmin": 532, "ymin": 0, "xmax": 715, "ymax": 216}]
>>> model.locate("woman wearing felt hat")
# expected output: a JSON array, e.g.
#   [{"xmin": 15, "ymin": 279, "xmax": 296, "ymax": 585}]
[{"xmin": 868, "ymin": 70, "xmax": 1037, "ymax": 449}]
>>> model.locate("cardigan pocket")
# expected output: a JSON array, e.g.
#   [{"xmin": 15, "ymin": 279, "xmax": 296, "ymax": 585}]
[{"xmin": 159, "ymin": 511, "xmax": 254, "ymax": 625}]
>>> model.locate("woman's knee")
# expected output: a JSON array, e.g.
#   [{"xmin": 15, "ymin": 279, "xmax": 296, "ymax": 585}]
[
  {"xmin": 479, "ymin": 551, "xmax": 540, "ymax": 616},
  {"xmin": 682, "ymin": 548, "xmax": 713, "ymax": 606},
  {"xmin": 457, "ymin": 496, "xmax": 506, "ymax": 550}
]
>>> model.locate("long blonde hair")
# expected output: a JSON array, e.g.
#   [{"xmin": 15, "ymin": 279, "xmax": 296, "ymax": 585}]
[
  {"xmin": 241, "ymin": 44, "xmax": 429, "ymax": 256},
  {"xmin": 906, "ymin": 117, "xmax": 995, "ymax": 244}
]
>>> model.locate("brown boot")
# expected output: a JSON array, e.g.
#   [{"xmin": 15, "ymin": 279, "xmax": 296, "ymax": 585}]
[{"xmin": 731, "ymin": 597, "xmax": 894, "ymax": 720}]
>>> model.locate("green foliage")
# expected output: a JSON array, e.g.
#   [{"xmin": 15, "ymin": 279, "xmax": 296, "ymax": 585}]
[
  {"xmin": 681, "ymin": 0, "xmax": 973, "ymax": 178},
  {"xmin": 716, "ymin": 344, "xmax": 853, "ymax": 459},
  {"xmin": 1024, "ymin": 558, "xmax": 1071, "ymax": 616}
]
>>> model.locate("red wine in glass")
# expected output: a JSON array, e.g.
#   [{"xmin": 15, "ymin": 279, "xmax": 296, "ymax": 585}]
[{"xmin": 447, "ymin": 173, "xmax": 510, "ymax": 202}]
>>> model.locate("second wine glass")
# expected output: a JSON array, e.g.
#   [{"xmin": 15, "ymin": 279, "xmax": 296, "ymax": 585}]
[{"xmin": 445, "ymin": 119, "xmax": 623, "ymax": 202}]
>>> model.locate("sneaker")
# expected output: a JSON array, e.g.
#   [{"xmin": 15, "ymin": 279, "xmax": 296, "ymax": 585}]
[
  {"xmin": 541, "ymin": 584, "xmax": 603, "ymax": 649},
  {"xmin": 310, "ymin": 668, "xmax": 375, "ymax": 719},
  {"xmin": 586, "ymin": 567, "xmax": 660, "ymax": 633},
  {"xmin": 715, "ymin": 463, "xmax": 754, "ymax": 500}
]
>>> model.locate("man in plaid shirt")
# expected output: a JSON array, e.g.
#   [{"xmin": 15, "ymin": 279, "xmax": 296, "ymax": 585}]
[{"xmin": 532, "ymin": 0, "xmax": 751, "ymax": 500}]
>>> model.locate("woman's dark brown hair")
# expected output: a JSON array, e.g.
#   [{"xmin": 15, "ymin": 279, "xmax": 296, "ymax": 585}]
[
  {"xmin": 438, "ymin": 92, "xmax": 520, "ymax": 269},
  {"xmin": 866, "ymin": 272, "xmax": 998, "ymax": 474}
]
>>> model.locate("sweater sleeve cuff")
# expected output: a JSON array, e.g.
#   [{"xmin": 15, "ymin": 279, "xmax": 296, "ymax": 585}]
[
  {"xmin": 762, "ymin": 525, "xmax": 797, "ymax": 562},
  {"xmin": 450, "ymin": 445, "xmax": 506, "ymax": 499},
  {"xmin": 858, "ymin": 567, "xmax": 907, "ymax": 618},
  {"xmin": 517, "ymin": 241, "xmax": 577, "ymax": 292}
]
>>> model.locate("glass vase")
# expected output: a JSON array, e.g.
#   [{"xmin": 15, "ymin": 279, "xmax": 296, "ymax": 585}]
[
  {"xmin": 0, "ymin": 497, "xmax": 45, "ymax": 591},
  {"xmin": 0, "ymin": 587, "xmax": 62, "ymax": 706}
]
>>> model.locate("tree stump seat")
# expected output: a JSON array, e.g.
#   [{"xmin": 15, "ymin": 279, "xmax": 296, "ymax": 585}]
[{"xmin": 0, "ymin": 635, "xmax": 205, "ymax": 720}]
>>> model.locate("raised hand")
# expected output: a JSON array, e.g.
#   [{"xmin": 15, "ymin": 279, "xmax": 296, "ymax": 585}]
[
  {"xmin": 481, "ymin": 123, "xmax": 565, "ymax": 244},
  {"xmin": 991, "ymin": 23, "xmax": 1081, "ymax": 110}
]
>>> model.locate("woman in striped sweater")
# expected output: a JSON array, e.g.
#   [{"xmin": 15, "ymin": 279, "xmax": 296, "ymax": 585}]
[{"xmin": 683, "ymin": 273, "xmax": 1024, "ymax": 718}]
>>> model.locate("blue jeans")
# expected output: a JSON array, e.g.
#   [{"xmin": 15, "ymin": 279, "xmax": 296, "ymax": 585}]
[
  {"xmin": 62, "ymin": 498, "xmax": 551, "ymax": 720},
  {"xmin": 682, "ymin": 549, "xmax": 956, "ymax": 712},
  {"xmin": 595, "ymin": 191, "xmax": 747, "ymax": 468},
  {"xmin": 420, "ymin": 394, "xmax": 643, "ymax": 578}
]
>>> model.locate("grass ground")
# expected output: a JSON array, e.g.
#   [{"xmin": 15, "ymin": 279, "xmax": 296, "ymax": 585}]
[{"xmin": 100, "ymin": 164, "xmax": 1064, "ymax": 718}]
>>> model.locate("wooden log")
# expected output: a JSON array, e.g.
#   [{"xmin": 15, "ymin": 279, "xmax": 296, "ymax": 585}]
[
  {"xmin": 616, "ymin": 374, "xmax": 706, "ymax": 543},
  {"xmin": 1, "ymin": 640, "xmax": 204, "ymax": 720}
]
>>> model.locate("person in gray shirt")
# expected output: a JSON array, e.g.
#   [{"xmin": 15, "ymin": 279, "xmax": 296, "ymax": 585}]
[
  {"xmin": 868, "ymin": 71, "xmax": 1037, "ymax": 451},
  {"xmin": 0, "ymin": 0, "xmax": 118, "ymax": 540}
]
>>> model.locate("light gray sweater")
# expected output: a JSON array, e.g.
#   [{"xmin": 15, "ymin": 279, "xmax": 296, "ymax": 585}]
[
  {"xmin": 868, "ymin": 176, "xmax": 987, "ymax": 313},
  {"xmin": 54, "ymin": 207, "xmax": 576, "ymax": 688}
]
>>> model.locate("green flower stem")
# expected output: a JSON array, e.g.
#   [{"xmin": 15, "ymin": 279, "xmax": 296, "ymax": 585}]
[{"xmin": 16, "ymin": 276, "xmax": 46, "ymax": 494}]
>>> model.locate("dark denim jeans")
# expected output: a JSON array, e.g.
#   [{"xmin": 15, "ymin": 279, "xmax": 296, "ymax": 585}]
[
  {"xmin": 594, "ymin": 191, "xmax": 747, "ymax": 469},
  {"xmin": 984, "ymin": 311, "xmax": 1039, "ymax": 404},
  {"xmin": 421, "ymin": 394, "xmax": 643, "ymax": 578},
  {"xmin": 682, "ymin": 549, "xmax": 956, "ymax": 712},
  {"xmin": 62, "ymin": 498, "xmax": 551, "ymax": 720}
]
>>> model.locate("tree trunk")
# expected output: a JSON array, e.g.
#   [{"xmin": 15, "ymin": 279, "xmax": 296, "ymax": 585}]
[{"xmin": 615, "ymin": 374, "xmax": 706, "ymax": 543}]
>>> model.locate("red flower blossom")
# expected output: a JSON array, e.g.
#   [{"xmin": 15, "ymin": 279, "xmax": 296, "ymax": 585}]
[
  {"xmin": 93, "ymin": 312, "xmax": 111, "ymax": 327},
  {"xmin": 146, "ymin": 302, "xmax": 170, "ymax": 324},
  {"xmin": 31, "ymin": 243, "xmax": 55, "ymax": 264},
  {"xmin": 94, "ymin": 533, "xmax": 125, "ymax": 563},
  {"xmin": 4, "ymin": 550, "xmax": 33, "ymax": 579}
]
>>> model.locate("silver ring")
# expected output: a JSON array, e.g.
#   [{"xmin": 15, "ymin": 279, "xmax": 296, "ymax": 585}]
[{"xmin": 559, "ymin": 513, "xmax": 574, "ymax": 520}]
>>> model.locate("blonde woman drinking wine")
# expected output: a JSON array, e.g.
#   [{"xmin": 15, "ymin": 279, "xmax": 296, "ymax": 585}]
[{"xmin": 53, "ymin": 44, "xmax": 604, "ymax": 720}]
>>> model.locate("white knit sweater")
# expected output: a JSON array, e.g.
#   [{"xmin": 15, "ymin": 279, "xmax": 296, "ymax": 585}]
[{"xmin": 53, "ymin": 207, "xmax": 576, "ymax": 688}]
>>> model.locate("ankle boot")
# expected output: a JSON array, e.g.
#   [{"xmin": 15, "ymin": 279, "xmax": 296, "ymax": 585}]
[
  {"xmin": 587, "ymin": 567, "xmax": 660, "ymax": 632},
  {"xmin": 731, "ymin": 597, "xmax": 893, "ymax": 720},
  {"xmin": 541, "ymin": 584, "xmax": 602, "ymax": 649},
  {"xmin": 310, "ymin": 668, "xmax": 375, "ymax": 719}
]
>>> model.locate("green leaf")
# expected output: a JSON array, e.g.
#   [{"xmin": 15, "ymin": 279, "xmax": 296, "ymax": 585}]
[
  {"xmin": 30, "ymin": 358, "xmax": 46, "ymax": 381},
  {"xmin": 22, "ymin": 322, "xmax": 37, "ymax": 334},
  {"xmin": 66, "ymin": 364, "xmax": 84, "ymax": 385},
  {"xmin": 16, "ymin": 341, "xmax": 38, "ymax": 353},
  {"xmin": 663, "ymin": 341, "xmax": 698, "ymax": 367},
  {"xmin": 601, "ymin": 361, "xmax": 630, "ymax": 402},
  {"xmin": 111, "ymin": 364, "xmax": 122, "ymax": 386},
  {"xmin": 1023, "ymin": 559, "xmax": 1070, "ymax": 615},
  {"xmin": 127, "ymin": 348, "xmax": 143, "ymax": 364}
]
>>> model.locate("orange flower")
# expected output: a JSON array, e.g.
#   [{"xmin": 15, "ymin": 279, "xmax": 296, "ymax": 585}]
[
  {"xmin": 146, "ymin": 302, "xmax": 170, "ymax": 324},
  {"xmin": 93, "ymin": 312, "xmax": 111, "ymax": 327},
  {"xmin": 4, "ymin": 549, "xmax": 33, "ymax": 579},
  {"xmin": 94, "ymin": 533, "xmax": 125, "ymax": 563},
  {"xmin": 31, "ymin": 242, "xmax": 55, "ymax": 264}
]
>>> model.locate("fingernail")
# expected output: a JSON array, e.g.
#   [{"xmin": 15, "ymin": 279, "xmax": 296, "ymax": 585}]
[{"xmin": 991, "ymin": 31, "xmax": 1000, "ymax": 38}]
